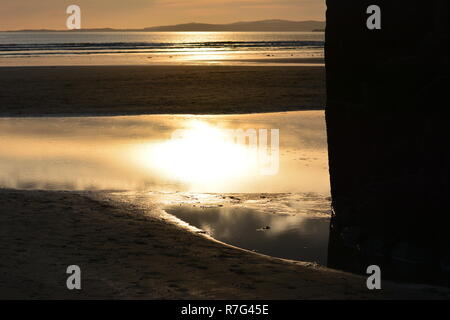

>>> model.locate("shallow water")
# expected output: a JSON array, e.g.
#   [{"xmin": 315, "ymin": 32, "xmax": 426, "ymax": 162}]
[
  {"xmin": 165, "ymin": 202, "xmax": 330, "ymax": 264},
  {"xmin": 0, "ymin": 111, "xmax": 331, "ymax": 263},
  {"xmin": 0, "ymin": 111, "xmax": 330, "ymax": 194},
  {"xmin": 0, "ymin": 31, "xmax": 324, "ymax": 66}
]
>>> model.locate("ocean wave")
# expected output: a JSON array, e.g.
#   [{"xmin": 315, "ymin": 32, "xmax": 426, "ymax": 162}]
[{"xmin": 0, "ymin": 40, "xmax": 324, "ymax": 57}]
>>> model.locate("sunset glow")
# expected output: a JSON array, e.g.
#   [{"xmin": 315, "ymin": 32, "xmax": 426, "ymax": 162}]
[
  {"xmin": 134, "ymin": 120, "xmax": 255, "ymax": 186},
  {"xmin": 0, "ymin": 0, "xmax": 326, "ymax": 30}
]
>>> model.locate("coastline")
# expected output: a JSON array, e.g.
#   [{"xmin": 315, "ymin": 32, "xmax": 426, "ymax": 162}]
[{"xmin": 1, "ymin": 189, "xmax": 449, "ymax": 299}]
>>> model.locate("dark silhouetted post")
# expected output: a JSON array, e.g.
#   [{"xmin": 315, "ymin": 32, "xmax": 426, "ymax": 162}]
[{"xmin": 326, "ymin": 0, "xmax": 450, "ymax": 284}]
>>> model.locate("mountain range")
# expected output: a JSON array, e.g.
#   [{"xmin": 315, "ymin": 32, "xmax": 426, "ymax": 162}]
[{"xmin": 10, "ymin": 20, "xmax": 325, "ymax": 32}]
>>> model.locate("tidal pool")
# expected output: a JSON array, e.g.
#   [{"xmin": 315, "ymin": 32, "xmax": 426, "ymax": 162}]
[
  {"xmin": 0, "ymin": 111, "xmax": 329, "ymax": 193},
  {"xmin": 165, "ymin": 197, "xmax": 330, "ymax": 265},
  {"xmin": 0, "ymin": 111, "xmax": 331, "ymax": 264}
]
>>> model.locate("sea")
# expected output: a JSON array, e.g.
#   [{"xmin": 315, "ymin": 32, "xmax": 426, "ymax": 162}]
[
  {"xmin": 0, "ymin": 32, "xmax": 330, "ymax": 264},
  {"xmin": 0, "ymin": 31, "xmax": 324, "ymax": 66}
]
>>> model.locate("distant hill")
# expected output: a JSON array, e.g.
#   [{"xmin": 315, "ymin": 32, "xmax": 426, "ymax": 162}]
[
  {"xmin": 144, "ymin": 20, "xmax": 325, "ymax": 32},
  {"xmin": 8, "ymin": 20, "xmax": 325, "ymax": 32}
]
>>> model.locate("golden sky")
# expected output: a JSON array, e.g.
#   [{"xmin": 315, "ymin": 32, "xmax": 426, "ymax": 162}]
[{"xmin": 0, "ymin": 0, "xmax": 325, "ymax": 30}]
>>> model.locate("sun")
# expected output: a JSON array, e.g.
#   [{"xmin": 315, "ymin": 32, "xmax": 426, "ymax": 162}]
[{"xmin": 132, "ymin": 120, "xmax": 256, "ymax": 188}]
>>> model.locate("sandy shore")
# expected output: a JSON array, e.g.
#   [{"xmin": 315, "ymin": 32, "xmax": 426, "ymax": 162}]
[
  {"xmin": 0, "ymin": 66, "xmax": 325, "ymax": 117},
  {"xmin": 1, "ymin": 64, "xmax": 447, "ymax": 300},
  {"xmin": 1, "ymin": 189, "xmax": 449, "ymax": 300}
]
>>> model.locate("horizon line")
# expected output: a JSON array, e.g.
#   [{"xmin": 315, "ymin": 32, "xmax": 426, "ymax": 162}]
[{"xmin": 0, "ymin": 19, "xmax": 326, "ymax": 32}]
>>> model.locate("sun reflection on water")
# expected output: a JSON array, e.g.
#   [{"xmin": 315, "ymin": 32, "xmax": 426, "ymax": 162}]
[
  {"xmin": 0, "ymin": 112, "xmax": 329, "ymax": 193},
  {"xmin": 133, "ymin": 120, "xmax": 256, "ymax": 187}
]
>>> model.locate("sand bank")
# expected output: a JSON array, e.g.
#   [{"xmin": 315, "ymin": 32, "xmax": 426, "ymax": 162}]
[
  {"xmin": 0, "ymin": 66, "xmax": 325, "ymax": 117},
  {"xmin": 0, "ymin": 189, "xmax": 448, "ymax": 299}
]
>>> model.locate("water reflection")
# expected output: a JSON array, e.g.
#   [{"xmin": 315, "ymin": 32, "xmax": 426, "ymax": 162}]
[
  {"xmin": 165, "ymin": 205, "xmax": 330, "ymax": 265},
  {"xmin": 0, "ymin": 32, "xmax": 324, "ymax": 67},
  {"xmin": 0, "ymin": 111, "xmax": 331, "ymax": 263},
  {"xmin": 0, "ymin": 111, "xmax": 329, "ymax": 193}
]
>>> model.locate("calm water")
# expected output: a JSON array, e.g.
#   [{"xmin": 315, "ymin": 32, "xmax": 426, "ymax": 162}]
[
  {"xmin": 0, "ymin": 111, "xmax": 329, "ymax": 193},
  {"xmin": 165, "ymin": 201, "xmax": 330, "ymax": 265},
  {"xmin": 0, "ymin": 111, "xmax": 331, "ymax": 263},
  {"xmin": 0, "ymin": 31, "xmax": 324, "ymax": 66}
]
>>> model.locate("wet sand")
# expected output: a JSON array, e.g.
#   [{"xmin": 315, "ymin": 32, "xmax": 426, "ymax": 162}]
[
  {"xmin": 228, "ymin": 57, "xmax": 324, "ymax": 64},
  {"xmin": 1, "ymin": 189, "xmax": 449, "ymax": 300},
  {"xmin": 1, "ymin": 65, "xmax": 447, "ymax": 299},
  {"xmin": 0, "ymin": 66, "xmax": 325, "ymax": 117}
]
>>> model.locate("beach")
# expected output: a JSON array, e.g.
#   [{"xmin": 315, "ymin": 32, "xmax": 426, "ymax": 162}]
[
  {"xmin": 1, "ymin": 64, "xmax": 450, "ymax": 300},
  {"xmin": 1, "ymin": 0, "xmax": 449, "ymax": 304},
  {"xmin": 1, "ymin": 189, "xmax": 449, "ymax": 300},
  {"xmin": 0, "ymin": 65, "xmax": 325, "ymax": 116}
]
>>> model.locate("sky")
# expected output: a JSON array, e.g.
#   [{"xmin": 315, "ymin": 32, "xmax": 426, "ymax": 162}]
[{"xmin": 0, "ymin": 0, "xmax": 326, "ymax": 30}]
